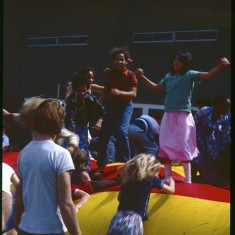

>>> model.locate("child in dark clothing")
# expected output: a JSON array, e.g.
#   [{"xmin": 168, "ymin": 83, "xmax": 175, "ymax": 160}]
[
  {"xmin": 71, "ymin": 149, "xmax": 120, "ymax": 198},
  {"xmin": 107, "ymin": 153, "xmax": 175, "ymax": 235}
]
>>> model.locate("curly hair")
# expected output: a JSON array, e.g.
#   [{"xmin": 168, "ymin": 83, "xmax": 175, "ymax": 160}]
[
  {"xmin": 110, "ymin": 47, "xmax": 130, "ymax": 61},
  {"xmin": 118, "ymin": 153, "xmax": 161, "ymax": 184}
]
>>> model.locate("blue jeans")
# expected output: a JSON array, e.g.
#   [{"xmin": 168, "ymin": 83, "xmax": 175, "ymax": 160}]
[
  {"xmin": 97, "ymin": 101, "xmax": 133, "ymax": 167},
  {"xmin": 90, "ymin": 136, "xmax": 116, "ymax": 163},
  {"xmin": 128, "ymin": 123, "xmax": 159, "ymax": 158}
]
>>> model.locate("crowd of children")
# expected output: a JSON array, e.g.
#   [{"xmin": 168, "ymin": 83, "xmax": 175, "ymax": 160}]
[{"xmin": 2, "ymin": 47, "xmax": 230, "ymax": 235}]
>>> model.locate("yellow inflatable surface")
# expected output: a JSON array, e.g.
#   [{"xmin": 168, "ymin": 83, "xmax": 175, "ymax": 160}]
[
  {"xmin": 72, "ymin": 191, "xmax": 229, "ymax": 235},
  {"xmin": 2, "ymin": 152, "xmax": 230, "ymax": 235}
]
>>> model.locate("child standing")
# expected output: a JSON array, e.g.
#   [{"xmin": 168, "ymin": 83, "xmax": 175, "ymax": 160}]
[
  {"xmin": 107, "ymin": 153, "xmax": 175, "ymax": 235},
  {"xmin": 136, "ymin": 51, "xmax": 230, "ymax": 183},
  {"xmin": 94, "ymin": 47, "xmax": 138, "ymax": 174}
]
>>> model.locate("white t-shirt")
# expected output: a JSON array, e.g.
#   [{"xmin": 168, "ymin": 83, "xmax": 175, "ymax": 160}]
[
  {"xmin": 18, "ymin": 139, "xmax": 75, "ymax": 234},
  {"xmin": 2, "ymin": 163, "xmax": 15, "ymax": 196}
]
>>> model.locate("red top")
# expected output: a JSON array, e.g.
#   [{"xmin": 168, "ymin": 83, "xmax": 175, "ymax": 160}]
[{"xmin": 104, "ymin": 68, "xmax": 137, "ymax": 103}]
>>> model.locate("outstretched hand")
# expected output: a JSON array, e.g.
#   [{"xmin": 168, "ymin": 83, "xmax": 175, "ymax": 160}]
[
  {"xmin": 135, "ymin": 68, "xmax": 144, "ymax": 77},
  {"xmin": 3, "ymin": 109, "xmax": 11, "ymax": 116},
  {"xmin": 219, "ymin": 57, "xmax": 230, "ymax": 67}
]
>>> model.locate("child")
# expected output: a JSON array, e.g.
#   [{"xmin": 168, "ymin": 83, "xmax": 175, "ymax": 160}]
[
  {"xmin": 94, "ymin": 47, "xmax": 138, "ymax": 174},
  {"xmin": 70, "ymin": 149, "xmax": 120, "ymax": 197},
  {"xmin": 71, "ymin": 149, "xmax": 91, "ymax": 184},
  {"xmin": 136, "ymin": 51, "xmax": 230, "ymax": 183},
  {"xmin": 107, "ymin": 153, "xmax": 175, "ymax": 235},
  {"xmin": 192, "ymin": 94, "xmax": 230, "ymax": 186},
  {"xmin": 65, "ymin": 74, "xmax": 106, "ymax": 171}
]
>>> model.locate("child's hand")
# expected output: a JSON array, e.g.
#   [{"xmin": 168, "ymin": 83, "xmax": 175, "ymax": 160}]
[
  {"xmin": 135, "ymin": 68, "xmax": 144, "ymax": 77},
  {"xmin": 219, "ymin": 57, "xmax": 230, "ymax": 67},
  {"xmin": 3, "ymin": 109, "xmax": 11, "ymax": 116},
  {"xmin": 110, "ymin": 88, "xmax": 120, "ymax": 96}
]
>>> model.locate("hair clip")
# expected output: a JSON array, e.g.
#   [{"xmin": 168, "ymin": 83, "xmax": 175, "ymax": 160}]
[{"xmin": 128, "ymin": 58, "xmax": 133, "ymax": 63}]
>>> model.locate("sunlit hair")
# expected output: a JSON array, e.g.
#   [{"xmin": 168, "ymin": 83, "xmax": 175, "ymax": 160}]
[
  {"xmin": 18, "ymin": 97, "xmax": 46, "ymax": 129},
  {"xmin": 110, "ymin": 47, "xmax": 130, "ymax": 61},
  {"xmin": 118, "ymin": 153, "xmax": 161, "ymax": 184},
  {"xmin": 170, "ymin": 50, "xmax": 193, "ymax": 75},
  {"xmin": 34, "ymin": 99, "xmax": 65, "ymax": 135},
  {"xmin": 72, "ymin": 149, "xmax": 88, "ymax": 171}
]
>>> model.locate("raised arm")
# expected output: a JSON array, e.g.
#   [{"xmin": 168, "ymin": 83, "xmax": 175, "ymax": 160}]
[
  {"xmin": 198, "ymin": 57, "xmax": 230, "ymax": 81},
  {"xmin": 135, "ymin": 68, "xmax": 164, "ymax": 93}
]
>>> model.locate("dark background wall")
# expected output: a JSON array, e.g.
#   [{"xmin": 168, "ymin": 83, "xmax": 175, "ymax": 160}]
[{"xmin": 3, "ymin": 0, "xmax": 231, "ymax": 112}]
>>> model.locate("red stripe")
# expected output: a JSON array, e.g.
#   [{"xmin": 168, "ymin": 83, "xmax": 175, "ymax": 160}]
[{"xmin": 3, "ymin": 152, "xmax": 230, "ymax": 203}]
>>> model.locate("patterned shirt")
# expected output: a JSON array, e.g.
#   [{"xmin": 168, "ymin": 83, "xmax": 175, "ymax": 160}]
[{"xmin": 194, "ymin": 106, "xmax": 230, "ymax": 161}]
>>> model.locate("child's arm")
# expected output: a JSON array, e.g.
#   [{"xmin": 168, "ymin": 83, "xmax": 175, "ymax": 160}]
[
  {"xmin": 81, "ymin": 171, "xmax": 91, "ymax": 183},
  {"xmin": 91, "ymin": 83, "xmax": 105, "ymax": 93},
  {"xmin": 199, "ymin": 57, "xmax": 230, "ymax": 81},
  {"xmin": 135, "ymin": 68, "xmax": 164, "ymax": 93},
  {"xmin": 73, "ymin": 189, "xmax": 90, "ymax": 212},
  {"xmin": 109, "ymin": 87, "xmax": 137, "ymax": 100},
  {"xmin": 161, "ymin": 177, "xmax": 175, "ymax": 194}
]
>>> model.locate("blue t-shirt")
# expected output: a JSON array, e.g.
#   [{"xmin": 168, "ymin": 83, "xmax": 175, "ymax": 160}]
[
  {"xmin": 118, "ymin": 176, "xmax": 163, "ymax": 220},
  {"xmin": 18, "ymin": 140, "xmax": 75, "ymax": 234},
  {"xmin": 159, "ymin": 70, "xmax": 200, "ymax": 112}
]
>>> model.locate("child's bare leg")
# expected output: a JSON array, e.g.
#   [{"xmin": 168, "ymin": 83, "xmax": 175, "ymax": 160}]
[{"xmin": 182, "ymin": 161, "xmax": 191, "ymax": 183}]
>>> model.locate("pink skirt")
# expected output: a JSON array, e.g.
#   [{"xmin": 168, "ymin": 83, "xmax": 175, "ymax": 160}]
[{"xmin": 158, "ymin": 112, "xmax": 198, "ymax": 161}]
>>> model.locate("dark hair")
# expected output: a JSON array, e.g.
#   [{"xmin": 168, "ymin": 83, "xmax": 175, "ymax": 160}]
[
  {"xmin": 72, "ymin": 149, "xmax": 88, "ymax": 171},
  {"xmin": 212, "ymin": 94, "xmax": 230, "ymax": 108},
  {"xmin": 78, "ymin": 66, "xmax": 95, "ymax": 76},
  {"xmin": 72, "ymin": 72, "xmax": 90, "ymax": 90},
  {"xmin": 194, "ymin": 96, "xmax": 211, "ymax": 108},
  {"xmin": 34, "ymin": 99, "xmax": 65, "ymax": 135},
  {"xmin": 110, "ymin": 47, "xmax": 130, "ymax": 61},
  {"xmin": 170, "ymin": 50, "xmax": 193, "ymax": 75}
]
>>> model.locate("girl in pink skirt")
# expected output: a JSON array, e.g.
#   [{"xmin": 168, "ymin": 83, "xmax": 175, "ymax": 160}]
[{"xmin": 136, "ymin": 51, "xmax": 230, "ymax": 183}]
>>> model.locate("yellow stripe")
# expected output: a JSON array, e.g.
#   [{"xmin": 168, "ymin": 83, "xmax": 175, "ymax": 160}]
[{"xmin": 68, "ymin": 192, "xmax": 230, "ymax": 235}]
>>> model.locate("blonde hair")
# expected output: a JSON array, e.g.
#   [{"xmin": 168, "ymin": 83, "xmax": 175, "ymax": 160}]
[
  {"xmin": 119, "ymin": 153, "xmax": 161, "ymax": 184},
  {"xmin": 18, "ymin": 97, "xmax": 45, "ymax": 128}
]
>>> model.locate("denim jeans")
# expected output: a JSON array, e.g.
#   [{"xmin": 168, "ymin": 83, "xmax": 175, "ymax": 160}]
[
  {"xmin": 96, "ymin": 101, "xmax": 133, "ymax": 167},
  {"xmin": 90, "ymin": 135, "xmax": 116, "ymax": 163},
  {"xmin": 128, "ymin": 123, "xmax": 159, "ymax": 158}
]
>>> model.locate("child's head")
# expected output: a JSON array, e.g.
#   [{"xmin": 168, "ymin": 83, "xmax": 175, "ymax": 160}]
[
  {"xmin": 212, "ymin": 94, "xmax": 230, "ymax": 115},
  {"xmin": 72, "ymin": 72, "xmax": 90, "ymax": 99},
  {"xmin": 119, "ymin": 153, "xmax": 161, "ymax": 184},
  {"xmin": 110, "ymin": 47, "xmax": 130, "ymax": 71},
  {"xmin": 72, "ymin": 149, "xmax": 88, "ymax": 171},
  {"xmin": 19, "ymin": 97, "xmax": 46, "ymax": 130},
  {"xmin": 34, "ymin": 99, "xmax": 65, "ymax": 135},
  {"xmin": 78, "ymin": 67, "xmax": 95, "ymax": 85},
  {"xmin": 171, "ymin": 50, "xmax": 193, "ymax": 74}
]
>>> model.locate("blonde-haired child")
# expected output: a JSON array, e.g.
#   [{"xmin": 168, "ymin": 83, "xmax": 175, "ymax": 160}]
[{"xmin": 107, "ymin": 153, "xmax": 175, "ymax": 235}]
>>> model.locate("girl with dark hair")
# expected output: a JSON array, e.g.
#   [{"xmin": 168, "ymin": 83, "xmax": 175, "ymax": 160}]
[
  {"xmin": 93, "ymin": 47, "xmax": 137, "ymax": 174},
  {"xmin": 136, "ymin": 51, "xmax": 230, "ymax": 183}
]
